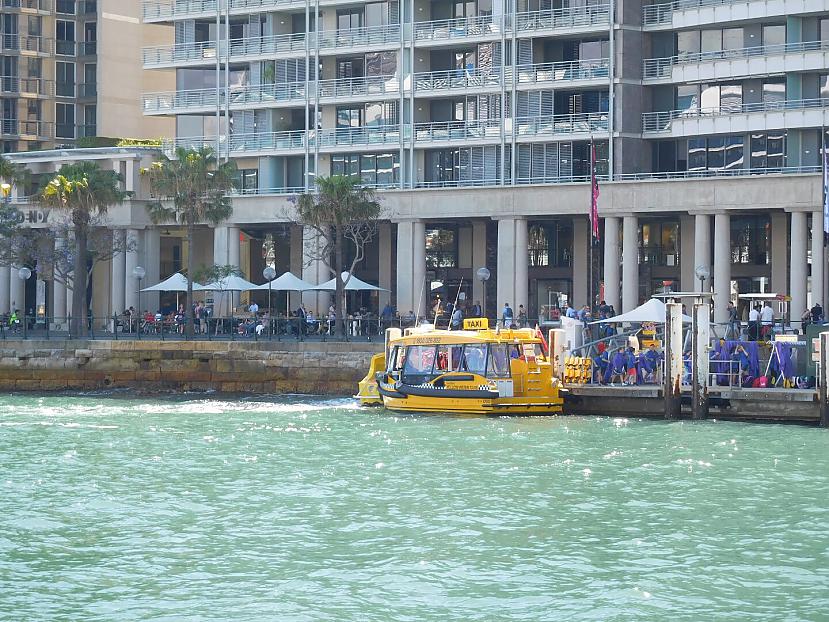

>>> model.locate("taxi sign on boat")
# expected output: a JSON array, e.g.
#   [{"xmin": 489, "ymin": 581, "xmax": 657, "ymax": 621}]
[{"xmin": 463, "ymin": 318, "xmax": 489, "ymax": 330}]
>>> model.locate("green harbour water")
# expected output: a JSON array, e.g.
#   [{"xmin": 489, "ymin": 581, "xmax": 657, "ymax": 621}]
[{"xmin": 0, "ymin": 393, "xmax": 827, "ymax": 621}]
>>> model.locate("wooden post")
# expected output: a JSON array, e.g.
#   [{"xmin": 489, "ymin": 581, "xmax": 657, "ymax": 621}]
[
  {"xmin": 664, "ymin": 301, "xmax": 683, "ymax": 419},
  {"xmin": 820, "ymin": 332, "xmax": 829, "ymax": 427},
  {"xmin": 692, "ymin": 301, "xmax": 710, "ymax": 420}
]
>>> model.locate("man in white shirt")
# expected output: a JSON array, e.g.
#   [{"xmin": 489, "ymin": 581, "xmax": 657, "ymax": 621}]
[
  {"xmin": 248, "ymin": 301, "xmax": 259, "ymax": 314},
  {"xmin": 760, "ymin": 302, "xmax": 774, "ymax": 340},
  {"xmin": 748, "ymin": 304, "xmax": 760, "ymax": 341}
]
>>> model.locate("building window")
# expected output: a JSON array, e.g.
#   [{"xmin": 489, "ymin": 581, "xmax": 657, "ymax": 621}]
[
  {"xmin": 331, "ymin": 152, "xmax": 399, "ymax": 187},
  {"xmin": 56, "ymin": 0, "xmax": 75, "ymax": 14},
  {"xmin": 750, "ymin": 132, "xmax": 786, "ymax": 169},
  {"xmin": 528, "ymin": 221, "xmax": 573, "ymax": 268},
  {"xmin": 55, "ymin": 102, "xmax": 75, "ymax": 138},
  {"xmin": 82, "ymin": 104, "xmax": 96, "ymax": 137},
  {"xmin": 425, "ymin": 227, "xmax": 457, "ymax": 268},
  {"xmin": 687, "ymin": 135, "xmax": 743, "ymax": 171},
  {"xmin": 56, "ymin": 20, "xmax": 75, "ymax": 56},
  {"xmin": 762, "ymin": 24, "xmax": 785, "ymax": 46},
  {"xmin": 762, "ymin": 79, "xmax": 785, "ymax": 105},
  {"xmin": 639, "ymin": 220, "xmax": 679, "ymax": 267},
  {"xmin": 56, "ymin": 60, "xmax": 75, "ymax": 97},
  {"xmin": 731, "ymin": 215, "xmax": 770, "ymax": 265}
]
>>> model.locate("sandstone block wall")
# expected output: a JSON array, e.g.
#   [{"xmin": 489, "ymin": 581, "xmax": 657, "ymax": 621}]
[{"xmin": 0, "ymin": 340, "xmax": 382, "ymax": 394}]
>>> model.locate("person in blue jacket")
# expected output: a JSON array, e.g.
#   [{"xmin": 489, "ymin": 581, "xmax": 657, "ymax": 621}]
[{"xmin": 593, "ymin": 347, "xmax": 610, "ymax": 384}]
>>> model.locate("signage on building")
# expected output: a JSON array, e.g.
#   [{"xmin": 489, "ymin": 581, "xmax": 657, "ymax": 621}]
[{"xmin": 17, "ymin": 209, "xmax": 51, "ymax": 225}]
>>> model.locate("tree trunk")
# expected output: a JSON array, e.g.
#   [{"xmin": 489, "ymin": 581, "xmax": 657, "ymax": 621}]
[
  {"xmin": 185, "ymin": 221, "xmax": 194, "ymax": 338},
  {"xmin": 335, "ymin": 226, "xmax": 345, "ymax": 337},
  {"xmin": 71, "ymin": 226, "xmax": 87, "ymax": 337}
]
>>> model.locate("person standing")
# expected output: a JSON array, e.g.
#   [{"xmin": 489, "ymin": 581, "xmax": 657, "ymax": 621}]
[
  {"xmin": 726, "ymin": 301, "xmax": 739, "ymax": 340},
  {"xmin": 517, "ymin": 304, "xmax": 527, "ymax": 328},
  {"xmin": 760, "ymin": 301, "xmax": 774, "ymax": 340},
  {"xmin": 450, "ymin": 306, "xmax": 463, "ymax": 330},
  {"xmin": 748, "ymin": 304, "xmax": 760, "ymax": 341},
  {"xmin": 470, "ymin": 300, "xmax": 482, "ymax": 318},
  {"xmin": 502, "ymin": 302, "xmax": 514, "ymax": 328}
]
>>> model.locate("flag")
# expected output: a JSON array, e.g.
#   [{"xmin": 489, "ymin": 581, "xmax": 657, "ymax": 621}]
[
  {"xmin": 590, "ymin": 141, "xmax": 600, "ymax": 241},
  {"xmin": 824, "ymin": 148, "xmax": 829, "ymax": 245}
]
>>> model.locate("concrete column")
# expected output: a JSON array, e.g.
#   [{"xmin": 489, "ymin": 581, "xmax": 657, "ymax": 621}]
[
  {"xmin": 228, "ymin": 226, "xmax": 242, "ymax": 311},
  {"xmin": 790, "ymin": 211, "xmax": 808, "ymax": 328},
  {"xmin": 770, "ymin": 211, "xmax": 788, "ymax": 295},
  {"xmin": 693, "ymin": 213, "xmax": 711, "ymax": 291},
  {"xmin": 622, "ymin": 215, "xmax": 639, "ymax": 312},
  {"xmin": 412, "ymin": 220, "xmax": 426, "ymax": 318},
  {"xmin": 496, "ymin": 219, "xmax": 518, "ymax": 314},
  {"xmin": 471, "ymin": 220, "xmax": 487, "ymax": 308},
  {"xmin": 395, "ymin": 220, "xmax": 414, "ymax": 315},
  {"xmin": 289, "ymin": 225, "xmax": 303, "ymax": 311},
  {"xmin": 378, "ymin": 222, "xmax": 392, "ymax": 311},
  {"xmin": 110, "ymin": 230, "xmax": 126, "ymax": 316},
  {"xmin": 603, "ymin": 216, "xmax": 620, "ymax": 311},
  {"xmin": 9, "ymin": 266, "xmax": 24, "ymax": 313},
  {"xmin": 124, "ymin": 229, "xmax": 139, "ymax": 311},
  {"xmin": 812, "ymin": 211, "xmax": 825, "ymax": 311},
  {"xmin": 0, "ymin": 265, "xmax": 9, "ymax": 314},
  {"xmin": 680, "ymin": 215, "xmax": 695, "ymax": 292},
  {"xmin": 143, "ymin": 227, "xmax": 161, "ymax": 313},
  {"xmin": 713, "ymin": 213, "xmax": 731, "ymax": 325},
  {"xmin": 572, "ymin": 217, "xmax": 589, "ymax": 308},
  {"xmin": 515, "ymin": 217, "xmax": 528, "ymax": 312},
  {"xmin": 301, "ymin": 227, "xmax": 331, "ymax": 315}
]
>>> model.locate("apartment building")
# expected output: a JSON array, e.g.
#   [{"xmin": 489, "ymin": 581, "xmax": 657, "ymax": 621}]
[
  {"xmin": 2, "ymin": 0, "xmax": 827, "ymax": 329},
  {"xmin": 0, "ymin": 0, "xmax": 173, "ymax": 152}
]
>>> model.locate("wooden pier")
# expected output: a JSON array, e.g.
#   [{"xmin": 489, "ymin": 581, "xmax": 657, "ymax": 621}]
[{"xmin": 563, "ymin": 385, "xmax": 820, "ymax": 424}]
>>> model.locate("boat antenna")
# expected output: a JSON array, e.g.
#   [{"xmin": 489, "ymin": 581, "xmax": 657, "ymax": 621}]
[{"xmin": 414, "ymin": 274, "xmax": 425, "ymax": 326}]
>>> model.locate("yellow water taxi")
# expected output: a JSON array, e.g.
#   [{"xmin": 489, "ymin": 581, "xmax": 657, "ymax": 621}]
[{"xmin": 356, "ymin": 319, "xmax": 564, "ymax": 415}]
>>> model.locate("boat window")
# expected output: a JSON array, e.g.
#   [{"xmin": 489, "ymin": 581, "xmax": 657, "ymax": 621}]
[
  {"xmin": 461, "ymin": 344, "xmax": 487, "ymax": 375},
  {"xmin": 435, "ymin": 344, "xmax": 462, "ymax": 372},
  {"xmin": 403, "ymin": 345, "xmax": 436, "ymax": 375},
  {"xmin": 487, "ymin": 344, "xmax": 511, "ymax": 378},
  {"xmin": 387, "ymin": 346, "xmax": 405, "ymax": 372}
]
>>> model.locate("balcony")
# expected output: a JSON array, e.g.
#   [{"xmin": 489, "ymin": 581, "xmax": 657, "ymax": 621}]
[
  {"xmin": 514, "ymin": 112, "xmax": 609, "ymax": 140},
  {"xmin": 413, "ymin": 119, "xmax": 502, "ymax": 144},
  {"xmin": 643, "ymin": 40, "xmax": 829, "ymax": 82},
  {"xmin": 516, "ymin": 58, "xmax": 610, "ymax": 89},
  {"xmin": 642, "ymin": 97, "xmax": 829, "ymax": 135},
  {"xmin": 0, "ymin": 75, "xmax": 53, "ymax": 96},
  {"xmin": 1, "ymin": 118, "xmax": 51, "ymax": 138},
  {"xmin": 78, "ymin": 82, "xmax": 97, "ymax": 98},
  {"xmin": 642, "ymin": 0, "xmax": 829, "ymax": 29},
  {"xmin": 513, "ymin": 4, "xmax": 611, "ymax": 37},
  {"xmin": 317, "ymin": 124, "xmax": 402, "ymax": 149},
  {"xmin": 412, "ymin": 67, "xmax": 503, "ymax": 96},
  {"xmin": 316, "ymin": 24, "xmax": 400, "ymax": 52},
  {"xmin": 2, "ymin": 0, "xmax": 51, "ymax": 12},
  {"xmin": 143, "ymin": 75, "xmax": 400, "ymax": 115},
  {"xmin": 142, "ymin": 0, "xmax": 307, "ymax": 23},
  {"xmin": 0, "ymin": 34, "xmax": 52, "ymax": 54},
  {"xmin": 413, "ymin": 14, "xmax": 502, "ymax": 45}
]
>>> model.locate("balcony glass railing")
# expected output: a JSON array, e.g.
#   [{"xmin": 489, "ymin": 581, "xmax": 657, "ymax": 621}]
[
  {"xmin": 516, "ymin": 58, "xmax": 610, "ymax": 84},
  {"xmin": 643, "ymin": 40, "xmax": 829, "ymax": 79},
  {"xmin": 413, "ymin": 67, "xmax": 503, "ymax": 93},
  {"xmin": 413, "ymin": 14, "xmax": 502, "ymax": 42},
  {"xmin": 2, "ymin": 0, "xmax": 51, "ymax": 10},
  {"xmin": 1, "ymin": 118, "xmax": 51, "ymax": 137},
  {"xmin": 0, "ymin": 34, "xmax": 52, "ymax": 53},
  {"xmin": 643, "ymin": 0, "xmax": 759, "ymax": 26},
  {"xmin": 642, "ymin": 98, "xmax": 829, "ymax": 132},
  {"xmin": 316, "ymin": 24, "xmax": 400, "ymax": 49},
  {"xmin": 513, "ymin": 4, "xmax": 611, "ymax": 33},
  {"xmin": 413, "ymin": 119, "xmax": 502, "ymax": 142},
  {"xmin": 515, "ymin": 112, "xmax": 609, "ymax": 136},
  {"xmin": 142, "ymin": 0, "xmax": 305, "ymax": 22}
]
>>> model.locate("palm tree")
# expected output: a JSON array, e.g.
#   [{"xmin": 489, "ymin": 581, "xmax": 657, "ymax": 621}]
[
  {"xmin": 142, "ymin": 147, "xmax": 236, "ymax": 337},
  {"xmin": 0, "ymin": 154, "xmax": 24, "ymax": 238},
  {"xmin": 0, "ymin": 153, "xmax": 25, "ymax": 187},
  {"xmin": 295, "ymin": 176, "xmax": 381, "ymax": 337},
  {"xmin": 41, "ymin": 162, "xmax": 127, "ymax": 336}
]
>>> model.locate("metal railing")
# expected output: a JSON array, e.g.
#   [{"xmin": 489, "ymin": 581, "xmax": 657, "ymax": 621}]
[
  {"xmin": 643, "ymin": 40, "xmax": 829, "ymax": 79},
  {"xmin": 617, "ymin": 166, "xmax": 821, "ymax": 181},
  {"xmin": 317, "ymin": 74, "xmax": 400, "ymax": 99},
  {"xmin": 317, "ymin": 123, "xmax": 402, "ymax": 148},
  {"xmin": 142, "ymin": 0, "xmax": 306, "ymax": 22},
  {"xmin": 413, "ymin": 67, "xmax": 503, "ymax": 93},
  {"xmin": 643, "ymin": 0, "xmax": 763, "ymax": 26},
  {"xmin": 414, "ymin": 14, "xmax": 502, "ymax": 42},
  {"xmin": 0, "ymin": 34, "xmax": 52, "ymax": 53},
  {"xmin": 413, "ymin": 119, "xmax": 502, "ymax": 142},
  {"xmin": 316, "ymin": 23, "xmax": 400, "ymax": 50},
  {"xmin": 2, "ymin": 0, "xmax": 51, "ymax": 10},
  {"xmin": 0, "ymin": 75, "xmax": 53, "ymax": 95},
  {"xmin": 643, "ymin": 97, "xmax": 829, "ymax": 133},
  {"xmin": 0, "ymin": 118, "xmax": 51, "ymax": 137},
  {"xmin": 514, "ymin": 4, "xmax": 611, "ymax": 33},
  {"xmin": 516, "ymin": 58, "xmax": 610, "ymax": 84},
  {"xmin": 515, "ymin": 112, "xmax": 609, "ymax": 137}
]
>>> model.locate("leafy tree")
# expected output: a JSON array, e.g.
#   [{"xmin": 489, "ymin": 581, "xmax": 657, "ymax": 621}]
[
  {"xmin": 40, "ymin": 162, "xmax": 128, "ymax": 336},
  {"xmin": 0, "ymin": 154, "xmax": 26, "ymax": 239},
  {"xmin": 293, "ymin": 175, "xmax": 382, "ymax": 336},
  {"xmin": 142, "ymin": 147, "xmax": 236, "ymax": 337}
]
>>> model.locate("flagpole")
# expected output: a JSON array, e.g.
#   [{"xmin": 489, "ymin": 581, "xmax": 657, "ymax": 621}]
[{"xmin": 589, "ymin": 137, "xmax": 594, "ymax": 313}]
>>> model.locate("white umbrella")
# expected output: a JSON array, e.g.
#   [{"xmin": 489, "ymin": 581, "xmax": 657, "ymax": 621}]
[
  {"xmin": 199, "ymin": 274, "xmax": 259, "ymax": 292},
  {"xmin": 140, "ymin": 272, "xmax": 201, "ymax": 292},
  {"xmin": 591, "ymin": 298, "xmax": 692, "ymax": 324},
  {"xmin": 249, "ymin": 271, "xmax": 314, "ymax": 291},
  {"xmin": 311, "ymin": 272, "xmax": 388, "ymax": 292}
]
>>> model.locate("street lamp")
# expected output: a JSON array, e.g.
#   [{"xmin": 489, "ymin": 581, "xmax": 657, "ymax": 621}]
[
  {"xmin": 18, "ymin": 267, "xmax": 31, "ymax": 338},
  {"xmin": 476, "ymin": 267, "xmax": 490, "ymax": 320},
  {"xmin": 1, "ymin": 182, "xmax": 11, "ymax": 204},
  {"xmin": 263, "ymin": 266, "xmax": 276, "ymax": 338},
  {"xmin": 694, "ymin": 265, "xmax": 710, "ymax": 293},
  {"xmin": 133, "ymin": 265, "xmax": 145, "ymax": 338}
]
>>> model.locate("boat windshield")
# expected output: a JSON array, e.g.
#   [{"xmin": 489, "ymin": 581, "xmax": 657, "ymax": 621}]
[
  {"xmin": 460, "ymin": 344, "xmax": 487, "ymax": 375},
  {"xmin": 400, "ymin": 342, "xmax": 512, "ymax": 382}
]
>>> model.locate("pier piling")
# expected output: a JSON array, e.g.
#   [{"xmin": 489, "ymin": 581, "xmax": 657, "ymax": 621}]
[
  {"xmin": 692, "ymin": 301, "xmax": 710, "ymax": 420},
  {"xmin": 664, "ymin": 301, "xmax": 683, "ymax": 420},
  {"xmin": 820, "ymin": 332, "xmax": 829, "ymax": 428}
]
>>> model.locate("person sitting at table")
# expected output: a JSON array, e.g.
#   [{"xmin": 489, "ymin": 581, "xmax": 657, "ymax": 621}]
[{"xmin": 327, "ymin": 305, "xmax": 337, "ymax": 334}]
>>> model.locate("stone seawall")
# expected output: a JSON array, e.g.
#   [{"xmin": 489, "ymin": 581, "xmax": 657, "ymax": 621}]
[{"xmin": 0, "ymin": 340, "xmax": 383, "ymax": 394}]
